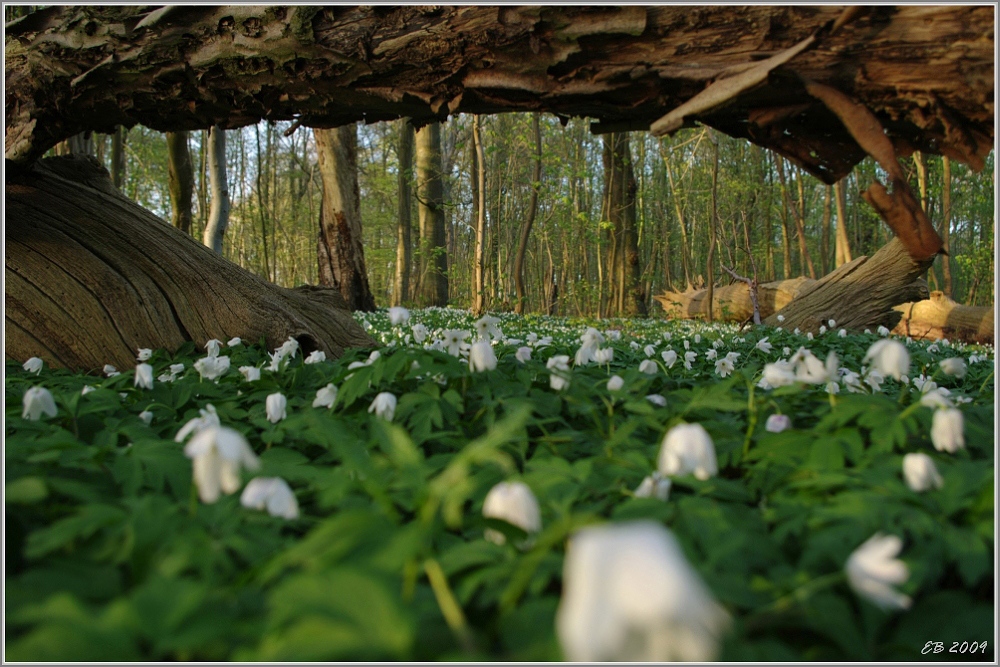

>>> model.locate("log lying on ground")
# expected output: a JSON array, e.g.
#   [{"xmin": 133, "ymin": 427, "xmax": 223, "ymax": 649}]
[
  {"xmin": 6, "ymin": 155, "xmax": 374, "ymax": 371},
  {"xmin": 654, "ymin": 277, "xmax": 813, "ymax": 321},
  {"xmin": 892, "ymin": 291, "xmax": 994, "ymax": 345},
  {"xmin": 762, "ymin": 238, "xmax": 930, "ymax": 333}
]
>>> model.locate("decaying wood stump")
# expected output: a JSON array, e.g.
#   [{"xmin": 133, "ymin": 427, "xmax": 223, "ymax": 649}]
[
  {"xmin": 892, "ymin": 291, "xmax": 994, "ymax": 344},
  {"xmin": 762, "ymin": 239, "xmax": 931, "ymax": 333},
  {"xmin": 654, "ymin": 277, "xmax": 813, "ymax": 321},
  {"xmin": 6, "ymin": 155, "xmax": 373, "ymax": 371}
]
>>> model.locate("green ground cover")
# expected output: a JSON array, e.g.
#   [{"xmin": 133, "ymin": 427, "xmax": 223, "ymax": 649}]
[{"xmin": 5, "ymin": 309, "xmax": 995, "ymax": 661}]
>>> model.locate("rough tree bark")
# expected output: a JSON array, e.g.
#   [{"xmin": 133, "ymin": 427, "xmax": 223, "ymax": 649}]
[
  {"xmin": 6, "ymin": 155, "xmax": 372, "ymax": 370},
  {"xmin": 165, "ymin": 131, "xmax": 194, "ymax": 235},
  {"xmin": 513, "ymin": 113, "xmax": 542, "ymax": 315},
  {"xmin": 314, "ymin": 125, "xmax": 377, "ymax": 312},
  {"xmin": 110, "ymin": 125, "xmax": 126, "ymax": 190},
  {"xmin": 393, "ymin": 119, "xmax": 413, "ymax": 307},
  {"xmin": 415, "ymin": 122, "xmax": 448, "ymax": 307},
  {"xmin": 834, "ymin": 179, "xmax": 853, "ymax": 267},
  {"xmin": 4, "ymin": 5, "xmax": 993, "ymax": 364},
  {"xmin": 655, "ymin": 278, "xmax": 815, "ymax": 322},
  {"xmin": 471, "ymin": 115, "xmax": 487, "ymax": 316},
  {"xmin": 202, "ymin": 126, "xmax": 230, "ymax": 254},
  {"xmin": 892, "ymin": 291, "xmax": 993, "ymax": 345}
]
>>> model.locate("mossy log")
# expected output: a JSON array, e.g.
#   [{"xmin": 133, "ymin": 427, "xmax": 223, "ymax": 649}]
[
  {"xmin": 5, "ymin": 155, "xmax": 373, "ymax": 371},
  {"xmin": 892, "ymin": 291, "xmax": 994, "ymax": 344}
]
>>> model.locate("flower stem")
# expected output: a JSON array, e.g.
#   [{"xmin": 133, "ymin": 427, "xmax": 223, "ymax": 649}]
[
  {"xmin": 757, "ymin": 571, "xmax": 845, "ymax": 616},
  {"xmin": 424, "ymin": 558, "xmax": 475, "ymax": 653}
]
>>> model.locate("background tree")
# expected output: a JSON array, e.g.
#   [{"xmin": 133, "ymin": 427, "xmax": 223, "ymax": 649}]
[
  {"xmin": 202, "ymin": 126, "xmax": 230, "ymax": 254},
  {"xmin": 415, "ymin": 122, "xmax": 448, "ymax": 307},
  {"xmin": 315, "ymin": 125, "xmax": 376, "ymax": 312},
  {"xmin": 165, "ymin": 131, "xmax": 194, "ymax": 235}
]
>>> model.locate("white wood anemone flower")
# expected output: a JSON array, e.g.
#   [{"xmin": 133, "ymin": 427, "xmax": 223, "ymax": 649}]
[
  {"xmin": 22, "ymin": 357, "xmax": 43, "ymax": 374},
  {"xmin": 930, "ymin": 408, "xmax": 965, "ymax": 453},
  {"xmin": 658, "ymin": 422, "xmax": 718, "ymax": 480},
  {"xmin": 482, "ymin": 481, "xmax": 541, "ymax": 547},
  {"xmin": 369, "ymin": 392, "xmax": 397, "ymax": 421},
  {"xmin": 22, "ymin": 386, "xmax": 58, "ymax": 421},
  {"xmin": 265, "ymin": 392, "xmax": 288, "ymax": 423},
  {"xmin": 240, "ymin": 477, "xmax": 299, "ymax": 519},
  {"xmin": 134, "ymin": 363, "xmax": 154, "ymax": 389},
  {"xmin": 845, "ymin": 533, "xmax": 912, "ymax": 611},
  {"xmin": 556, "ymin": 521, "xmax": 730, "ymax": 662},
  {"xmin": 864, "ymin": 339, "xmax": 910, "ymax": 381},
  {"xmin": 469, "ymin": 340, "xmax": 498, "ymax": 372},
  {"xmin": 183, "ymin": 426, "xmax": 260, "ymax": 504},
  {"xmin": 902, "ymin": 453, "xmax": 944, "ymax": 492}
]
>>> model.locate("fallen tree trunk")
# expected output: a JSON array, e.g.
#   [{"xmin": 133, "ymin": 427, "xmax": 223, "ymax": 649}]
[
  {"xmin": 6, "ymin": 155, "xmax": 373, "ymax": 371},
  {"xmin": 763, "ymin": 238, "xmax": 930, "ymax": 333},
  {"xmin": 892, "ymin": 291, "xmax": 994, "ymax": 345},
  {"xmin": 654, "ymin": 277, "xmax": 813, "ymax": 321}
]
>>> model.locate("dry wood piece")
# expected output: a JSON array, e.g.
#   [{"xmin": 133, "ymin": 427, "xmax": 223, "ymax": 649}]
[
  {"xmin": 5, "ymin": 6, "xmax": 994, "ymax": 181},
  {"xmin": 6, "ymin": 155, "xmax": 373, "ymax": 371},
  {"xmin": 654, "ymin": 277, "xmax": 813, "ymax": 322},
  {"xmin": 892, "ymin": 292, "xmax": 994, "ymax": 345},
  {"xmin": 762, "ymin": 239, "xmax": 931, "ymax": 334}
]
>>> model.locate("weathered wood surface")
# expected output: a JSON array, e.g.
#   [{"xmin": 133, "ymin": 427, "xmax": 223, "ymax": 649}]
[
  {"xmin": 762, "ymin": 239, "xmax": 931, "ymax": 333},
  {"xmin": 654, "ymin": 277, "xmax": 813, "ymax": 321},
  {"xmin": 6, "ymin": 155, "xmax": 373, "ymax": 370},
  {"xmin": 6, "ymin": 6, "xmax": 993, "ymax": 181},
  {"xmin": 892, "ymin": 292, "xmax": 994, "ymax": 344}
]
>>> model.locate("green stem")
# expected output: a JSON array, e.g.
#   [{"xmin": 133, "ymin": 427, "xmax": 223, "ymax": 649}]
[
  {"xmin": 742, "ymin": 376, "xmax": 756, "ymax": 459},
  {"xmin": 979, "ymin": 370, "xmax": 994, "ymax": 396},
  {"xmin": 425, "ymin": 558, "xmax": 475, "ymax": 653},
  {"xmin": 756, "ymin": 571, "xmax": 845, "ymax": 616}
]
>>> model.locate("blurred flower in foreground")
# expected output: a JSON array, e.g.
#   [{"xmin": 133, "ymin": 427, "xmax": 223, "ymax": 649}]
[
  {"xmin": 765, "ymin": 414, "xmax": 791, "ymax": 433},
  {"xmin": 633, "ymin": 472, "xmax": 671, "ymax": 501},
  {"xmin": 412, "ymin": 323, "xmax": 428, "ymax": 344},
  {"xmin": 607, "ymin": 375, "xmax": 625, "ymax": 392},
  {"xmin": 930, "ymin": 408, "xmax": 964, "ymax": 453},
  {"xmin": 482, "ymin": 481, "xmax": 541, "ymax": 546},
  {"xmin": 312, "ymin": 383, "xmax": 338, "ymax": 409},
  {"xmin": 304, "ymin": 350, "xmax": 327, "ymax": 364},
  {"xmin": 205, "ymin": 339, "xmax": 223, "ymax": 357},
  {"xmin": 939, "ymin": 357, "xmax": 967, "ymax": 378},
  {"xmin": 902, "ymin": 453, "xmax": 943, "ymax": 492},
  {"xmin": 864, "ymin": 339, "xmax": 909, "ymax": 381},
  {"xmin": 556, "ymin": 521, "xmax": 730, "ymax": 662},
  {"xmin": 548, "ymin": 355, "xmax": 571, "ymax": 391},
  {"xmin": 22, "ymin": 357, "xmax": 43, "ymax": 374},
  {"xmin": 241, "ymin": 477, "xmax": 299, "ymax": 519},
  {"xmin": 845, "ymin": 533, "xmax": 912, "ymax": 611},
  {"xmin": 135, "ymin": 363, "xmax": 154, "ymax": 389},
  {"xmin": 639, "ymin": 359, "xmax": 658, "ymax": 375},
  {"xmin": 22, "ymin": 386, "xmax": 58, "ymax": 421},
  {"xmin": 184, "ymin": 426, "xmax": 260, "ymax": 504},
  {"xmin": 389, "ymin": 306, "xmax": 410, "ymax": 326},
  {"xmin": 658, "ymin": 423, "xmax": 717, "ymax": 480},
  {"xmin": 227, "ymin": 337, "xmax": 242, "ymax": 347},
  {"xmin": 175, "ymin": 404, "xmax": 220, "ymax": 442},
  {"xmin": 137, "ymin": 348, "xmax": 152, "ymax": 361},
  {"xmin": 515, "ymin": 346, "xmax": 532, "ymax": 363},
  {"xmin": 194, "ymin": 355, "xmax": 230, "ymax": 381},
  {"xmin": 469, "ymin": 340, "xmax": 498, "ymax": 372},
  {"xmin": 369, "ymin": 392, "xmax": 397, "ymax": 421},
  {"xmin": 265, "ymin": 392, "xmax": 287, "ymax": 423},
  {"xmin": 239, "ymin": 366, "xmax": 261, "ymax": 383}
]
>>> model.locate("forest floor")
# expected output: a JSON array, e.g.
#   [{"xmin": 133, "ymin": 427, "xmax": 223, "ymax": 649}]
[{"xmin": 5, "ymin": 308, "xmax": 995, "ymax": 661}]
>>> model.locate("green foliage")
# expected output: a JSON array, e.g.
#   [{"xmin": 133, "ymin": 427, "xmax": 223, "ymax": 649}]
[{"xmin": 5, "ymin": 311, "xmax": 995, "ymax": 660}]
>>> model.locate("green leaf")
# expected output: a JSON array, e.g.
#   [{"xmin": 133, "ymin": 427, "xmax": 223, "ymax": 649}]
[{"xmin": 6, "ymin": 476, "xmax": 48, "ymax": 504}]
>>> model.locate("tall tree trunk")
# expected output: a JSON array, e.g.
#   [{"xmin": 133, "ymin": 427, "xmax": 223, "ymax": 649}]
[
  {"xmin": 514, "ymin": 113, "xmax": 542, "ymax": 315},
  {"xmin": 314, "ymin": 125, "xmax": 376, "ymax": 312},
  {"xmin": 202, "ymin": 126, "xmax": 229, "ymax": 255},
  {"xmin": 834, "ymin": 178, "xmax": 853, "ymax": 267},
  {"xmin": 820, "ymin": 184, "xmax": 832, "ymax": 274},
  {"xmin": 706, "ymin": 133, "xmax": 719, "ymax": 322},
  {"xmin": 472, "ymin": 115, "xmax": 487, "ymax": 315},
  {"xmin": 795, "ymin": 169, "xmax": 817, "ymax": 278},
  {"xmin": 940, "ymin": 156, "xmax": 953, "ymax": 297},
  {"xmin": 415, "ymin": 122, "xmax": 448, "ymax": 307},
  {"xmin": 912, "ymin": 150, "xmax": 937, "ymax": 290},
  {"xmin": 663, "ymin": 148, "xmax": 692, "ymax": 289},
  {"xmin": 394, "ymin": 119, "xmax": 413, "ymax": 306},
  {"xmin": 166, "ymin": 131, "xmax": 194, "ymax": 235},
  {"xmin": 110, "ymin": 125, "xmax": 126, "ymax": 190},
  {"xmin": 196, "ymin": 128, "xmax": 208, "ymax": 238}
]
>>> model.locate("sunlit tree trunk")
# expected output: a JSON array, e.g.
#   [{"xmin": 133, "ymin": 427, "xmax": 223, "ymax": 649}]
[
  {"xmin": 166, "ymin": 131, "xmax": 194, "ymax": 235},
  {"xmin": 514, "ymin": 113, "xmax": 542, "ymax": 315},
  {"xmin": 202, "ymin": 126, "xmax": 230, "ymax": 255},
  {"xmin": 834, "ymin": 179, "xmax": 853, "ymax": 267},
  {"xmin": 393, "ymin": 119, "xmax": 413, "ymax": 306},
  {"xmin": 315, "ymin": 124, "xmax": 376, "ymax": 311},
  {"xmin": 941, "ymin": 156, "xmax": 953, "ymax": 297},
  {"xmin": 472, "ymin": 115, "xmax": 487, "ymax": 315},
  {"xmin": 705, "ymin": 133, "xmax": 719, "ymax": 322},
  {"xmin": 415, "ymin": 122, "xmax": 448, "ymax": 307}
]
